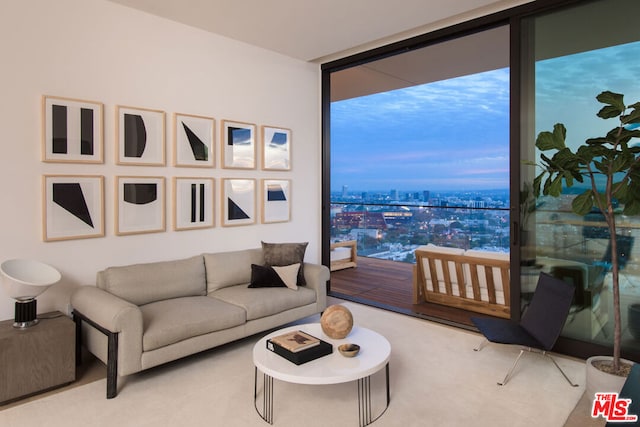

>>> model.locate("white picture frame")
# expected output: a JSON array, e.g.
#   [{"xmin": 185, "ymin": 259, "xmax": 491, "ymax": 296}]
[
  {"xmin": 43, "ymin": 175, "xmax": 105, "ymax": 241},
  {"xmin": 173, "ymin": 177, "xmax": 215, "ymax": 230},
  {"xmin": 116, "ymin": 105, "xmax": 166, "ymax": 166},
  {"xmin": 116, "ymin": 176, "xmax": 166, "ymax": 235}
]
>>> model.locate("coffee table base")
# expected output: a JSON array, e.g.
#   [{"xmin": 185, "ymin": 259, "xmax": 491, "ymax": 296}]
[{"xmin": 254, "ymin": 364, "xmax": 390, "ymax": 426}]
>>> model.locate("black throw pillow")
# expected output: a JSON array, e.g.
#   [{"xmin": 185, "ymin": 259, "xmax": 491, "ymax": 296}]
[{"xmin": 248, "ymin": 264, "xmax": 286, "ymax": 288}]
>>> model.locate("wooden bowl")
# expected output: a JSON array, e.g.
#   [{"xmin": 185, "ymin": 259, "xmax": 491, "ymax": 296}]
[{"xmin": 338, "ymin": 343, "xmax": 360, "ymax": 357}]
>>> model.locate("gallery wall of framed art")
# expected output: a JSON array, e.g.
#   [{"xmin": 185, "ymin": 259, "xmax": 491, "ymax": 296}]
[{"xmin": 40, "ymin": 94, "xmax": 295, "ymax": 241}]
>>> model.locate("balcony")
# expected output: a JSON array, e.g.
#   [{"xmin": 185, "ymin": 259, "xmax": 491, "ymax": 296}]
[
  {"xmin": 329, "ymin": 199, "xmax": 510, "ymax": 327},
  {"xmin": 329, "ymin": 255, "xmax": 482, "ymax": 328}
]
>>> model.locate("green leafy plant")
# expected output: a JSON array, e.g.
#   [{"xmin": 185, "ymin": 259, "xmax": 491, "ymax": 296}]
[{"xmin": 534, "ymin": 91, "xmax": 640, "ymax": 374}]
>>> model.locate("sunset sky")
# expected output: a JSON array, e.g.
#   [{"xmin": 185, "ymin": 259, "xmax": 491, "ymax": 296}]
[{"xmin": 331, "ymin": 40, "xmax": 640, "ymax": 193}]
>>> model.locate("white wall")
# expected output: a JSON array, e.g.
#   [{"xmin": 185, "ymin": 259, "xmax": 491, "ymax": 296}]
[{"xmin": 0, "ymin": 0, "xmax": 321, "ymax": 320}]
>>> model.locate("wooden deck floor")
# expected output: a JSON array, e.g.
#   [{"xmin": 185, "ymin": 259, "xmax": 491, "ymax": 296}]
[{"xmin": 329, "ymin": 256, "xmax": 478, "ymax": 328}]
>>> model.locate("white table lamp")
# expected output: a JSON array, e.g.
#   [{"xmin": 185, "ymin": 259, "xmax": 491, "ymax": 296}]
[{"xmin": 0, "ymin": 259, "xmax": 61, "ymax": 328}]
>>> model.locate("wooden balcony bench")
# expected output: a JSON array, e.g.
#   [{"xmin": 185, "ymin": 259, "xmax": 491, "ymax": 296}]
[
  {"xmin": 330, "ymin": 240, "xmax": 357, "ymax": 271},
  {"xmin": 413, "ymin": 245, "xmax": 510, "ymax": 318}
]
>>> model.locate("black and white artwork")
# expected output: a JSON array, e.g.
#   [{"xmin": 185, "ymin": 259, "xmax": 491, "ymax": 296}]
[
  {"xmin": 174, "ymin": 113, "xmax": 215, "ymax": 168},
  {"xmin": 262, "ymin": 126, "xmax": 291, "ymax": 170},
  {"xmin": 222, "ymin": 178, "xmax": 255, "ymax": 226},
  {"xmin": 43, "ymin": 175, "xmax": 104, "ymax": 241},
  {"xmin": 262, "ymin": 179, "xmax": 291, "ymax": 223},
  {"xmin": 117, "ymin": 106, "xmax": 165, "ymax": 165},
  {"xmin": 221, "ymin": 120, "xmax": 256, "ymax": 169},
  {"xmin": 42, "ymin": 96, "xmax": 103, "ymax": 163},
  {"xmin": 116, "ymin": 176, "xmax": 165, "ymax": 235},
  {"xmin": 173, "ymin": 177, "xmax": 215, "ymax": 230}
]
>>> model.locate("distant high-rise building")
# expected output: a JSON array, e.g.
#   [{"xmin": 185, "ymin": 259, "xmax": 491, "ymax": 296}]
[
  {"xmin": 342, "ymin": 185, "xmax": 348, "ymax": 198},
  {"xmin": 423, "ymin": 191, "xmax": 430, "ymax": 202},
  {"xmin": 390, "ymin": 189, "xmax": 399, "ymax": 200}
]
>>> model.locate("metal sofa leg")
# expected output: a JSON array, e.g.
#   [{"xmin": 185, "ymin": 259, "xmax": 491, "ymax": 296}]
[
  {"xmin": 106, "ymin": 331, "xmax": 119, "ymax": 399},
  {"xmin": 73, "ymin": 312, "xmax": 82, "ymax": 366},
  {"xmin": 72, "ymin": 310, "xmax": 120, "ymax": 399}
]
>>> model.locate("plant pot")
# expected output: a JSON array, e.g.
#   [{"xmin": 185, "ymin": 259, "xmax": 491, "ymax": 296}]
[
  {"xmin": 586, "ymin": 356, "xmax": 633, "ymax": 398},
  {"xmin": 628, "ymin": 304, "xmax": 640, "ymax": 341}
]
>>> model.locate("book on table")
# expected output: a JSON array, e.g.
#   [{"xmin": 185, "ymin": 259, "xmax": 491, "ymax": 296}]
[
  {"xmin": 268, "ymin": 330, "xmax": 320, "ymax": 353},
  {"xmin": 266, "ymin": 330, "xmax": 333, "ymax": 365}
]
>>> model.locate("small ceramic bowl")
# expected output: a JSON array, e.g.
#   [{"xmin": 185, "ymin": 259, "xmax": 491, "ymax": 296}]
[{"xmin": 338, "ymin": 343, "xmax": 360, "ymax": 357}]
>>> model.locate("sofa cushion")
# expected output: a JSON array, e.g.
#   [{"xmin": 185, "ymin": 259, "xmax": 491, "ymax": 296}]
[
  {"xmin": 212, "ymin": 284, "xmax": 316, "ymax": 321},
  {"xmin": 248, "ymin": 264, "xmax": 286, "ymax": 288},
  {"xmin": 97, "ymin": 255, "xmax": 206, "ymax": 306},
  {"xmin": 463, "ymin": 249, "xmax": 510, "ymax": 292},
  {"xmin": 262, "ymin": 241, "xmax": 308, "ymax": 286},
  {"xmin": 204, "ymin": 248, "xmax": 264, "ymax": 293},
  {"xmin": 273, "ymin": 263, "xmax": 300, "ymax": 290},
  {"xmin": 140, "ymin": 296, "xmax": 246, "ymax": 351},
  {"xmin": 461, "ymin": 250, "xmax": 510, "ymax": 304},
  {"xmin": 417, "ymin": 244, "xmax": 465, "ymax": 293}
]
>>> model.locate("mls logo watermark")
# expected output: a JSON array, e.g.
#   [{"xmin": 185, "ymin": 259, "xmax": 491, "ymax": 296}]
[{"xmin": 592, "ymin": 392, "xmax": 638, "ymax": 422}]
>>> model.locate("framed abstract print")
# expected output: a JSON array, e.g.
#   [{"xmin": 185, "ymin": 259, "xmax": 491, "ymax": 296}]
[
  {"xmin": 221, "ymin": 120, "xmax": 256, "ymax": 169},
  {"xmin": 116, "ymin": 106, "xmax": 165, "ymax": 166},
  {"xmin": 262, "ymin": 126, "xmax": 291, "ymax": 171},
  {"xmin": 43, "ymin": 175, "xmax": 104, "ymax": 241},
  {"xmin": 173, "ymin": 177, "xmax": 215, "ymax": 231},
  {"xmin": 42, "ymin": 96, "xmax": 103, "ymax": 163},
  {"xmin": 222, "ymin": 178, "xmax": 255, "ymax": 226},
  {"xmin": 174, "ymin": 113, "xmax": 215, "ymax": 168},
  {"xmin": 262, "ymin": 179, "xmax": 291, "ymax": 223},
  {"xmin": 116, "ymin": 176, "xmax": 166, "ymax": 235}
]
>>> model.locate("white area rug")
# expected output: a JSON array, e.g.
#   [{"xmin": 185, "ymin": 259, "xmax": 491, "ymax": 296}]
[{"xmin": 0, "ymin": 299, "xmax": 587, "ymax": 427}]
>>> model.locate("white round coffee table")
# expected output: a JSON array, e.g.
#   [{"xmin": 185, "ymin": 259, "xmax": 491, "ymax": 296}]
[{"xmin": 253, "ymin": 323, "xmax": 391, "ymax": 426}]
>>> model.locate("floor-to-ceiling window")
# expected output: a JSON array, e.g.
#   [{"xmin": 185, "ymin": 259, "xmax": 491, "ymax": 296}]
[
  {"xmin": 520, "ymin": 0, "xmax": 640, "ymax": 357},
  {"xmin": 323, "ymin": 0, "xmax": 640, "ymax": 360}
]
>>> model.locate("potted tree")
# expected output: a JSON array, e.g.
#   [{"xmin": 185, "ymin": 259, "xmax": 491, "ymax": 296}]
[{"xmin": 532, "ymin": 91, "xmax": 640, "ymax": 382}]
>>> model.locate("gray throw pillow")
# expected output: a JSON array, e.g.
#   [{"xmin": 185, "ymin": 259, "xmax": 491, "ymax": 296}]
[{"xmin": 261, "ymin": 241, "xmax": 308, "ymax": 286}]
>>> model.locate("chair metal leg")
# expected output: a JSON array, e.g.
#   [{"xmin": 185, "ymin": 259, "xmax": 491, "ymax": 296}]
[
  {"xmin": 498, "ymin": 349, "xmax": 525, "ymax": 386},
  {"xmin": 474, "ymin": 338, "xmax": 488, "ymax": 352},
  {"xmin": 543, "ymin": 352, "xmax": 579, "ymax": 387}
]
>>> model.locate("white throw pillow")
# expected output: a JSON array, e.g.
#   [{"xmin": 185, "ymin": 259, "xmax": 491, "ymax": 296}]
[{"xmin": 272, "ymin": 263, "xmax": 300, "ymax": 290}]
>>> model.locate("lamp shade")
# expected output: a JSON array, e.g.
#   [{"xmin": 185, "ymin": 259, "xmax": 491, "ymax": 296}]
[{"xmin": 0, "ymin": 259, "xmax": 61, "ymax": 301}]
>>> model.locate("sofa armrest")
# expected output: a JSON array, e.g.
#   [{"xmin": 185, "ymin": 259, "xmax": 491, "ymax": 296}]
[
  {"xmin": 303, "ymin": 262, "xmax": 329, "ymax": 311},
  {"xmin": 71, "ymin": 285, "xmax": 143, "ymax": 375}
]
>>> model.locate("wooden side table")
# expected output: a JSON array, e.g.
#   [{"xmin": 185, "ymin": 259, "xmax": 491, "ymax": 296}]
[{"xmin": 0, "ymin": 311, "xmax": 75, "ymax": 404}]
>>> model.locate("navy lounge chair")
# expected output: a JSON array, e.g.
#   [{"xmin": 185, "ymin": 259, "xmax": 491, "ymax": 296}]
[{"xmin": 471, "ymin": 272, "xmax": 578, "ymax": 387}]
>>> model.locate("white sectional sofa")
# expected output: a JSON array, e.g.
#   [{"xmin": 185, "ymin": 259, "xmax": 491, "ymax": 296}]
[{"xmin": 71, "ymin": 246, "xmax": 329, "ymax": 398}]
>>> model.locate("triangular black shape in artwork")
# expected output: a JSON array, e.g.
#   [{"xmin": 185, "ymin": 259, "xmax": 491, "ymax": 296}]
[
  {"xmin": 53, "ymin": 183, "xmax": 94, "ymax": 228},
  {"xmin": 228, "ymin": 198, "xmax": 250, "ymax": 220},
  {"xmin": 182, "ymin": 122, "xmax": 208, "ymax": 161}
]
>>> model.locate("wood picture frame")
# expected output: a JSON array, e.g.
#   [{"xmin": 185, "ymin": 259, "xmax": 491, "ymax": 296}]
[
  {"xmin": 262, "ymin": 179, "xmax": 291, "ymax": 223},
  {"xmin": 173, "ymin": 177, "xmax": 215, "ymax": 231},
  {"xmin": 174, "ymin": 113, "xmax": 215, "ymax": 168},
  {"xmin": 116, "ymin": 105, "xmax": 166, "ymax": 166},
  {"xmin": 43, "ymin": 175, "xmax": 105, "ymax": 241},
  {"xmin": 221, "ymin": 120, "xmax": 256, "ymax": 169},
  {"xmin": 221, "ymin": 178, "xmax": 256, "ymax": 226},
  {"xmin": 115, "ymin": 176, "xmax": 166, "ymax": 235},
  {"xmin": 42, "ymin": 95, "xmax": 104, "ymax": 163},
  {"xmin": 262, "ymin": 126, "xmax": 291, "ymax": 171}
]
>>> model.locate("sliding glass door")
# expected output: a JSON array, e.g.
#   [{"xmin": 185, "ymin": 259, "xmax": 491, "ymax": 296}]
[{"xmin": 520, "ymin": 0, "xmax": 640, "ymax": 353}]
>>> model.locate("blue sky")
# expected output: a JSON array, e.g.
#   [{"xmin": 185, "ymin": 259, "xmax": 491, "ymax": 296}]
[{"xmin": 331, "ymin": 40, "xmax": 640, "ymax": 193}]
